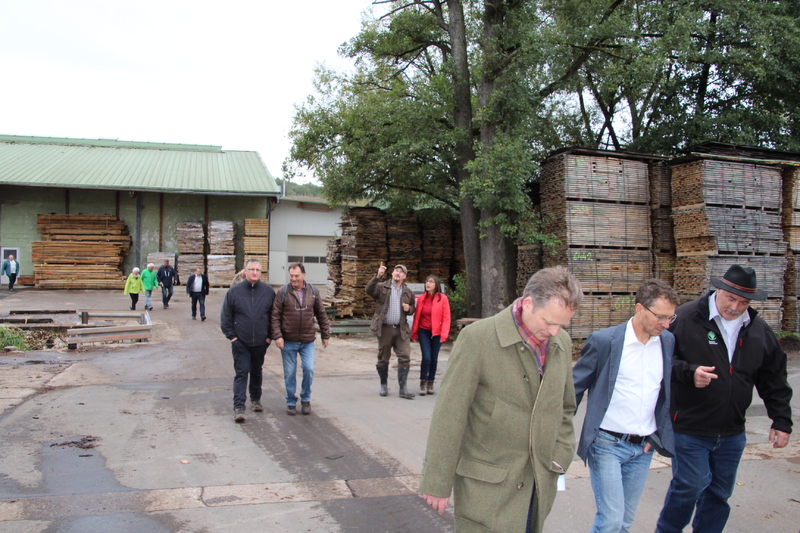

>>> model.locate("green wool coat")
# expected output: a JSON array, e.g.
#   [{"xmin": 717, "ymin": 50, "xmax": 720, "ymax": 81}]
[{"xmin": 419, "ymin": 305, "xmax": 577, "ymax": 533}]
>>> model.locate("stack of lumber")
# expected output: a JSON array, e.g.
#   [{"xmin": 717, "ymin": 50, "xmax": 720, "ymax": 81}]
[
  {"xmin": 339, "ymin": 207, "xmax": 388, "ymax": 315},
  {"xmin": 650, "ymin": 161, "xmax": 676, "ymax": 285},
  {"xmin": 177, "ymin": 254, "xmax": 204, "ymax": 277},
  {"xmin": 326, "ymin": 237, "xmax": 342, "ymax": 297},
  {"xmin": 242, "ymin": 218, "xmax": 269, "ymax": 282},
  {"xmin": 516, "ymin": 244, "xmax": 542, "ymax": 295},
  {"xmin": 176, "ymin": 222, "xmax": 204, "ymax": 254},
  {"xmin": 451, "ymin": 222, "xmax": 466, "ymax": 279},
  {"xmin": 783, "ymin": 251, "xmax": 800, "ymax": 330},
  {"xmin": 671, "ymin": 158, "xmax": 786, "ymax": 331},
  {"xmin": 207, "ymin": 254, "xmax": 237, "ymax": 287},
  {"xmin": 146, "ymin": 252, "xmax": 176, "ymax": 267},
  {"xmin": 418, "ymin": 215, "xmax": 453, "ymax": 283},
  {"xmin": 782, "ymin": 168, "xmax": 800, "ymax": 330},
  {"xmin": 33, "ymin": 214, "xmax": 131, "ymax": 289},
  {"xmin": 386, "ymin": 214, "xmax": 422, "ymax": 282},
  {"xmin": 540, "ymin": 152, "xmax": 653, "ymax": 338},
  {"xmin": 208, "ymin": 221, "xmax": 235, "ymax": 255}
]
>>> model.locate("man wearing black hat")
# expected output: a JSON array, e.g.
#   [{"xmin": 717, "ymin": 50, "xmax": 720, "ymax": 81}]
[{"xmin": 656, "ymin": 264, "xmax": 793, "ymax": 533}]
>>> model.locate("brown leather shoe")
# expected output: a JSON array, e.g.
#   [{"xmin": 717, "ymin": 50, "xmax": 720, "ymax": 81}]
[
  {"xmin": 301, "ymin": 401, "xmax": 311, "ymax": 415},
  {"xmin": 286, "ymin": 405, "xmax": 297, "ymax": 416}
]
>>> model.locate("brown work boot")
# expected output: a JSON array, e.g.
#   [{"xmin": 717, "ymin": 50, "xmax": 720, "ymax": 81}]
[
  {"xmin": 427, "ymin": 381, "xmax": 435, "ymax": 395},
  {"xmin": 301, "ymin": 401, "xmax": 311, "ymax": 415},
  {"xmin": 419, "ymin": 380, "xmax": 427, "ymax": 396}
]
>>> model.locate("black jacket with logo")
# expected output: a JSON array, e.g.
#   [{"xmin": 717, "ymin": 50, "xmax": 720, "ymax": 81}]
[{"xmin": 669, "ymin": 292, "xmax": 792, "ymax": 437}]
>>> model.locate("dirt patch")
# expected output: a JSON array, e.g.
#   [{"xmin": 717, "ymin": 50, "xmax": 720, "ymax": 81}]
[{"xmin": 50, "ymin": 436, "xmax": 100, "ymax": 449}]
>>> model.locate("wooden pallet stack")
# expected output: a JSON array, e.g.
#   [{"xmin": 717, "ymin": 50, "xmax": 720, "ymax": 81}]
[
  {"xmin": 671, "ymin": 158, "xmax": 786, "ymax": 330},
  {"xmin": 326, "ymin": 237, "xmax": 342, "ymax": 296},
  {"xmin": 541, "ymin": 152, "xmax": 652, "ymax": 338},
  {"xmin": 176, "ymin": 221, "xmax": 205, "ymax": 279},
  {"xmin": 516, "ymin": 244, "xmax": 542, "ymax": 295},
  {"xmin": 418, "ymin": 215, "xmax": 453, "ymax": 284},
  {"xmin": 650, "ymin": 161, "xmax": 676, "ymax": 285},
  {"xmin": 339, "ymin": 207, "xmax": 388, "ymax": 315},
  {"xmin": 243, "ymin": 218, "xmax": 269, "ymax": 282},
  {"xmin": 782, "ymin": 167, "xmax": 800, "ymax": 330},
  {"xmin": 386, "ymin": 214, "xmax": 422, "ymax": 282},
  {"xmin": 207, "ymin": 221, "xmax": 236, "ymax": 286},
  {"xmin": 33, "ymin": 214, "xmax": 131, "ymax": 289},
  {"xmin": 451, "ymin": 221, "xmax": 466, "ymax": 279}
]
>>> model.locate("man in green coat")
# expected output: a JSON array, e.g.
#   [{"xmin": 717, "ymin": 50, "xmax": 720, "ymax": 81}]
[{"xmin": 420, "ymin": 266, "xmax": 583, "ymax": 532}]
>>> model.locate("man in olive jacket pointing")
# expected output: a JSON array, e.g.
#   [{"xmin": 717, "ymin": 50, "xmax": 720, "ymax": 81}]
[{"xmin": 420, "ymin": 266, "xmax": 583, "ymax": 532}]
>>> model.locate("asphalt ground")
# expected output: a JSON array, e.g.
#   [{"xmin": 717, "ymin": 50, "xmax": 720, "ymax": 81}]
[{"xmin": 0, "ymin": 286, "xmax": 798, "ymax": 532}]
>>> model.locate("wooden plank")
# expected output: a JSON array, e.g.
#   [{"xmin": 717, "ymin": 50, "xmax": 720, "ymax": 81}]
[{"xmin": 67, "ymin": 325, "xmax": 152, "ymax": 335}]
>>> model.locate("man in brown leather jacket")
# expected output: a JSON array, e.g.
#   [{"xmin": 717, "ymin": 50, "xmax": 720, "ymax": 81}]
[
  {"xmin": 271, "ymin": 263, "xmax": 331, "ymax": 415},
  {"xmin": 366, "ymin": 263, "xmax": 416, "ymax": 399}
]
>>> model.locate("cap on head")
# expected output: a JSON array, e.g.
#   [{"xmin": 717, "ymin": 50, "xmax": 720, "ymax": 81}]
[
  {"xmin": 711, "ymin": 264, "xmax": 768, "ymax": 300},
  {"xmin": 394, "ymin": 265, "xmax": 407, "ymax": 275}
]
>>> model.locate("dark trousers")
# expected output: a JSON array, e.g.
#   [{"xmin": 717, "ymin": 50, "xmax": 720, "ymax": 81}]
[
  {"xmin": 377, "ymin": 324, "xmax": 411, "ymax": 368},
  {"xmin": 161, "ymin": 284, "xmax": 174, "ymax": 306},
  {"xmin": 129, "ymin": 293, "xmax": 139, "ymax": 310},
  {"xmin": 231, "ymin": 341, "xmax": 268, "ymax": 409},
  {"xmin": 418, "ymin": 328, "xmax": 442, "ymax": 381},
  {"xmin": 7, "ymin": 273, "xmax": 17, "ymax": 290},
  {"xmin": 190, "ymin": 292, "xmax": 206, "ymax": 318}
]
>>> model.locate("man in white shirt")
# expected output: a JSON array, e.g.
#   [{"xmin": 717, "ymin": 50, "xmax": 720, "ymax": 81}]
[
  {"xmin": 2, "ymin": 254, "xmax": 19, "ymax": 291},
  {"xmin": 574, "ymin": 279, "xmax": 679, "ymax": 533},
  {"xmin": 185, "ymin": 267, "xmax": 209, "ymax": 321}
]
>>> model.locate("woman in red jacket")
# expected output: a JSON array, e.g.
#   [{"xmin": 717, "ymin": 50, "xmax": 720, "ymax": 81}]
[{"xmin": 411, "ymin": 275, "xmax": 451, "ymax": 396}]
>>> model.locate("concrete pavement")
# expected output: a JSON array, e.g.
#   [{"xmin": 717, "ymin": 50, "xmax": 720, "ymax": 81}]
[{"xmin": 0, "ymin": 286, "xmax": 798, "ymax": 532}]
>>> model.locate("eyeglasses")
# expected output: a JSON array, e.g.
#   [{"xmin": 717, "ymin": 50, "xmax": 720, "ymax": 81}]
[
  {"xmin": 642, "ymin": 304, "xmax": 677, "ymax": 325},
  {"xmin": 245, "ymin": 268, "xmax": 262, "ymax": 272}
]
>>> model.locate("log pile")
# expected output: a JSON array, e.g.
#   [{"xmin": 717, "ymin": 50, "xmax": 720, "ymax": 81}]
[
  {"xmin": 540, "ymin": 152, "xmax": 653, "ymax": 338},
  {"xmin": 326, "ymin": 237, "xmax": 342, "ymax": 296},
  {"xmin": 208, "ymin": 221, "xmax": 235, "ymax": 255},
  {"xmin": 782, "ymin": 168, "xmax": 800, "ymax": 330},
  {"xmin": 339, "ymin": 207, "xmax": 388, "ymax": 315},
  {"xmin": 33, "ymin": 214, "xmax": 131, "ymax": 289},
  {"xmin": 671, "ymin": 158, "xmax": 786, "ymax": 331},
  {"xmin": 386, "ymin": 214, "xmax": 422, "ymax": 282}
]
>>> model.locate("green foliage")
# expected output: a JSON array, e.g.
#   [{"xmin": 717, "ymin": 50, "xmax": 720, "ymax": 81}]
[
  {"xmin": 275, "ymin": 178, "xmax": 323, "ymax": 197},
  {"xmin": 0, "ymin": 328, "xmax": 30, "ymax": 350},
  {"xmin": 448, "ymin": 271, "xmax": 469, "ymax": 322}
]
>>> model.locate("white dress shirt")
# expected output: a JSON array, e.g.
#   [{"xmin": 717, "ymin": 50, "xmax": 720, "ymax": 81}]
[
  {"xmin": 709, "ymin": 291, "xmax": 749, "ymax": 362},
  {"xmin": 600, "ymin": 319, "xmax": 663, "ymax": 436}
]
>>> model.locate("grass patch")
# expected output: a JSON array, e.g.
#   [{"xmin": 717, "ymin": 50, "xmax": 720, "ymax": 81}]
[{"xmin": 0, "ymin": 327, "xmax": 31, "ymax": 350}]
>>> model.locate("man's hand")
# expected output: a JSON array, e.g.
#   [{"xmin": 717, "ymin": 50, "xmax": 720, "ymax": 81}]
[
  {"xmin": 322, "ymin": 338, "xmax": 329, "ymax": 348},
  {"xmin": 230, "ymin": 337, "xmax": 238, "ymax": 343},
  {"xmin": 422, "ymin": 494, "xmax": 449, "ymax": 515},
  {"xmin": 644, "ymin": 442, "xmax": 653, "ymax": 453},
  {"xmin": 694, "ymin": 366, "xmax": 718, "ymax": 388},
  {"xmin": 377, "ymin": 264, "xmax": 387, "ymax": 277},
  {"xmin": 769, "ymin": 428, "xmax": 790, "ymax": 448},
  {"xmin": 402, "ymin": 302, "xmax": 410, "ymax": 312},
  {"xmin": 275, "ymin": 338, "xmax": 284, "ymax": 349}
]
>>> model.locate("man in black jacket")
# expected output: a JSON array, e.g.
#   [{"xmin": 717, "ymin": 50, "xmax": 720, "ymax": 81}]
[
  {"xmin": 219, "ymin": 259, "xmax": 276, "ymax": 423},
  {"xmin": 157, "ymin": 259, "xmax": 179, "ymax": 309},
  {"xmin": 185, "ymin": 267, "xmax": 210, "ymax": 321},
  {"xmin": 656, "ymin": 264, "xmax": 793, "ymax": 533}
]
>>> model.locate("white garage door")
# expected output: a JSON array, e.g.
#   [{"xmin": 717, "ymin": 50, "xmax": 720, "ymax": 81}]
[{"xmin": 287, "ymin": 235, "xmax": 330, "ymax": 285}]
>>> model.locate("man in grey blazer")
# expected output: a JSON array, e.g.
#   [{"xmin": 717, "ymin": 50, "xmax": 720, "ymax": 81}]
[{"xmin": 573, "ymin": 279, "xmax": 679, "ymax": 533}]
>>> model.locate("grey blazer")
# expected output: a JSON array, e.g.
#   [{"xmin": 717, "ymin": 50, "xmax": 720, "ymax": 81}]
[{"xmin": 573, "ymin": 321, "xmax": 675, "ymax": 462}]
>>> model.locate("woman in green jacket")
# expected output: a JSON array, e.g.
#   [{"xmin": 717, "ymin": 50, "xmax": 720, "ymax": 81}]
[
  {"xmin": 124, "ymin": 267, "xmax": 145, "ymax": 310},
  {"xmin": 140, "ymin": 263, "xmax": 158, "ymax": 310}
]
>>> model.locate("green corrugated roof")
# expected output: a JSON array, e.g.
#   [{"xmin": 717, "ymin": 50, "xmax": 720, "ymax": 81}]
[{"xmin": 0, "ymin": 135, "xmax": 280, "ymax": 196}]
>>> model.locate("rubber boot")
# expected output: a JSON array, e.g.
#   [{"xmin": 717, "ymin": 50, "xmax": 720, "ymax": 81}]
[
  {"xmin": 377, "ymin": 364, "xmax": 389, "ymax": 397},
  {"xmin": 419, "ymin": 379, "xmax": 427, "ymax": 396},
  {"xmin": 398, "ymin": 366, "xmax": 415, "ymax": 399}
]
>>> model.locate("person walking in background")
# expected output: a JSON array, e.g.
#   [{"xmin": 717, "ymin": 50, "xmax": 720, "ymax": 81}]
[
  {"xmin": 271, "ymin": 263, "xmax": 331, "ymax": 415},
  {"xmin": 420, "ymin": 266, "xmax": 583, "ymax": 532},
  {"xmin": 656, "ymin": 264, "xmax": 793, "ymax": 533},
  {"xmin": 141, "ymin": 263, "xmax": 157, "ymax": 311},
  {"xmin": 366, "ymin": 263, "xmax": 416, "ymax": 399},
  {"xmin": 124, "ymin": 267, "xmax": 144, "ymax": 310},
  {"xmin": 185, "ymin": 267, "xmax": 209, "ymax": 321},
  {"xmin": 411, "ymin": 274, "xmax": 451, "ymax": 396},
  {"xmin": 219, "ymin": 259, "xmax": 275, "ymax": 423},
  {"xmin": 573, "ymin": 279, "xmax": 678, "ymax": 533},
  {"xmin": 157, "ymin": 259, "xmax": 179, "ymax": 309},
  {"xmin": 2, "ymin": 254, "xmax": 19, "ymax": 291}
]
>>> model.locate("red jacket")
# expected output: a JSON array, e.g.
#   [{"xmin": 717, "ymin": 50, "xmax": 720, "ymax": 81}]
[{"xmin": 411, "ymin": 292, "xmax": 451, "ymax": 342}]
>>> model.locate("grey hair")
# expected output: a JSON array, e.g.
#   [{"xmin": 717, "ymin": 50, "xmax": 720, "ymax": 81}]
[
  {"xmin": 245, "ymin": 258, "xmax": 262, "ymax": 268},
  {"xmin": 635, "ymin": 279, "xmax": 680, "ymax": 308},
  {"xmin": 132, "ymin": 267, "xmax": 140, "ymax": 273},
  {"xmin": 147, "ymin": 263, "xmax": 155, "ymax": 268},
  {"xmin": 523, "ymin": 266, "xmax": 583, "ymax": 311}
]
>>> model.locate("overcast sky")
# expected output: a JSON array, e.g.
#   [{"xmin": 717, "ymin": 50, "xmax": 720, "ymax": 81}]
[{"xmin": 0, "ymin": 0, "xmax": 383, "ymax": 183}]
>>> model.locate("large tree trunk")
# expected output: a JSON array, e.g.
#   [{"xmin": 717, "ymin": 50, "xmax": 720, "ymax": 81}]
[
  {"xmin": 480, "ymin": 212, "xmax": 518, "ymax": 315},
  {"xmin": 448, "ymin": 0, "xmax": 482, "ymax": 318}
]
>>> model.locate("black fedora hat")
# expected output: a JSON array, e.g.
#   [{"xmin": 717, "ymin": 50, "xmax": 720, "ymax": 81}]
[{"xmin": 711, "ymin": 264, "xmax": 768, "ymax": 300}]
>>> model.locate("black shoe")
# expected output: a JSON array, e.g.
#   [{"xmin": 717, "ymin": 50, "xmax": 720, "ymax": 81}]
[
  {"xmin": 252, "ymin": 400, "xmax": 264, "ymax": 412},
  {"xmin": 201, "ymin": 316, "xmax": 206, "ymax": 321},
  {"xmin": 234, "ymin": 408, "xmax": 245, "ymax": 423},
  {"xmin": 301, "ymin": 401, "xmax": 311, "ymax": 415},
  {"xmin": 286, "ymin": 405, "xmax": 297, "ymax": 416}
]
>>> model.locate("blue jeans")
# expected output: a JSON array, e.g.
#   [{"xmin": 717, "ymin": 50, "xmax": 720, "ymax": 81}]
[
  {"xmin": 588, "ymin": 430, "xmax": 653, "ymax": 533},
  {"xmin": 656, "ymin": 431, "xmax": 746, "ymax": 533},
  {"xmin": 144, "ymin": 289, "xmax": 153, "ymax": 309},
  {"xmin": 161, "ymin": 284, "xmax": 174, "ymax": 306},
  {"xmin": 281, "ymin": 341, "xmax": 315, "ymax": 406},
  {"xmin": 418, "ymin": 328, "xmax": 441, "ymax": 382},
  {"xmin": 231, "ymin": 341, "xmax": 268, "ymax": 409},
  {"xmin": 189, "ymin": 292, "xmax": 206, "ymax": 318}
]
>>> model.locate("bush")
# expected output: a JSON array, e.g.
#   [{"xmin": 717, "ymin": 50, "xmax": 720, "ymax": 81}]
[{"xmin": 448, "ymin": 271, "xmax": 468, "ymax": 322}]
